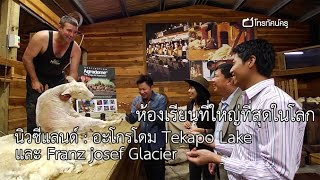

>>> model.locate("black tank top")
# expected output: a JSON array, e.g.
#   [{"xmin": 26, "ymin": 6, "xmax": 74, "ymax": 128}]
[{"xmin": 33, "ymin": 31, "xmax": 74, "ymax": 77}]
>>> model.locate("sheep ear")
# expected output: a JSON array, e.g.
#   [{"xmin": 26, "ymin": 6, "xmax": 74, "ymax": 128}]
[
  {"xmin": 61, "ymin": 87, "xmax": 72, "ymax": 95},
  {"xmin": 66, "ymin": 76, "xmax": 76, "ymax": 83}
]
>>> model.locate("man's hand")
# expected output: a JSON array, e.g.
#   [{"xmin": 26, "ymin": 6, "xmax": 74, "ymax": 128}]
[
  {"xmin": 191, "ymin": 127, "xmax": 205, "ymax": 133},
  {"xmin": 135, "ymin": 102, "xmax": 141, "ymax": 111},
  {"xmin": 59, "ymin": 94, "xmax": 71, "ymax": 101},
  {"xmin": 32, "ymin": 80, "xmax": 44, "ymax": 93},
  {"xmin": 186, "ymin": 148, "xmax": 221, "ymax": 165},
  {"xmin": 136, "ymin": 101, "xmax": 150, "ymax": 111},
  {"xmin": 184, "ymin": 121, "xmax": 191, "ymax": 129},
  {"xmin": 208, "ymin": 163, "xmax": 216, "ymax": 175}
]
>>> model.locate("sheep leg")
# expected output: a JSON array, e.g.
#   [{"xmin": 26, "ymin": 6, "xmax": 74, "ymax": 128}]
[{"xmin": 73, "ymin": 117, "xmax": 121, "ymax": 131}]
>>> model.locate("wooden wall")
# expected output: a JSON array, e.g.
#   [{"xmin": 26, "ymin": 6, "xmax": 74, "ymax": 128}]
[
  {"xmin": 0, "ymin": 57, "xmax": 26, "ymax": 133},
  {"xmin": 8, "ymin": 78, "xmax": 26, "ymax": 131},
  {"xmin": 79, "ymin": 5, "xmax": 313, "ymax": 112},
  {"xmin": 297, "ymin": 74, "xmax": 320, "ymax": 98},
  {"xmin": 275, "ymin": 73, "xmax": 320, "ymax": 98},
  {"xmin": 8, "ymin": 62, "xmax": 27, "ymax": 133}
]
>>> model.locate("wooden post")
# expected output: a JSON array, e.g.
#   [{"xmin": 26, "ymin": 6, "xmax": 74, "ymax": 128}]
[
  {"xmin": 82, "ymin": 50, "xmax": 88, "ymax": 66},
  {"xmin": 0, "ymin": 0, "xmax": 20, "ymax": 60},
  {"xmin": 0, "ymin": 82, "xmax": 9, "ymax": 136},
  {"xmin": 0, "ymin": 0, "xmax": 20, "ymax": 134},
  {"xmin": 18, "ymin": 0, "xmax": 59, "ymax": 29}
]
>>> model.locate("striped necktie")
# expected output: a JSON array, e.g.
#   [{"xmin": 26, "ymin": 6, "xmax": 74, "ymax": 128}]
[
  {"xmin": 242, "ymin": 92, "xmax": 249, "ymax": 105},
  {"xmin": 221, "ymin": 102, "xmax": 228, "ymax": 111}
]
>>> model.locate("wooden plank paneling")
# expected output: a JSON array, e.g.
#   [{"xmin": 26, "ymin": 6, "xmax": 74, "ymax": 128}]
[
  {"xmin": 9, "ymin": 106, "xmax": 26, "ymax": 120},
  {"xmin": 115, "ymin": 66, "xmax": 145, "ymax": 76},
  {"xmin": 280, "ymin": 0, "xmax": 316, "ymax": 19},
  {"xmin": 297, "ymin": 76, "xmax": 320, "ymax": 98},
  {"xmin": 242, "ymin": 0, "xmax": 279, "ymax": 12},
  {"xmin": 9, "ymin": 80, "xmax": 26, "ymax": 97},
  {"xmin": 8, "ymin": 117, "xmax": 26, "ymax": 131},
  {"xmin": 40, "ymin": 0, "xmax": 78, "ymax": 18},
  {"xmin": 79, "ymin": 0, "xmax": 122, "ymax": 20},
  {"xmin": 8, "ymin": 77, "xmax": 26, "ymax": 132},
  {"xmin": 126, "ymin": 0, "xmax": 159, "ymax": 13},
  {"xmin": 9, "ymin": 96, "xmax": 25, "ymax": 106}
]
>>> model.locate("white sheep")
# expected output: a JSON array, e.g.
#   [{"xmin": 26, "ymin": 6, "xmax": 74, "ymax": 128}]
[
  {"xmin": 36, "ymin": 76, "xmax": 121, "ymax": 132},
  {"xmin": 0, "ymin": 77, "xmax": 126, "ymax": 179}
]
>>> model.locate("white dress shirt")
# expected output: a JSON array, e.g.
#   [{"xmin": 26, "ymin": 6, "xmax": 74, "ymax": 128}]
[{"xmin": 215, "ymin": 79, "xmax": 306, "ymax": 179}]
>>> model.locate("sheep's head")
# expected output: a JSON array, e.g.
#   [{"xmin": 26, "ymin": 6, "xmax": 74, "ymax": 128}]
[{"xmin": 61, "ymin": 76, "xmax": 94, "ymax": 100}]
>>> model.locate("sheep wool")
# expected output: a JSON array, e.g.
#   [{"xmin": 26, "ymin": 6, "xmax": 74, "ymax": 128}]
[{"xmin": 0, "ymin": 76, "xmax": 124, "ymax": 179}]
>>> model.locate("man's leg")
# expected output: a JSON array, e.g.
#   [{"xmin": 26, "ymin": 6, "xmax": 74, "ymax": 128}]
[
  {"xmin": 202, "ymin": 164, "xmax": 215, "ymax": 180},
  {"xmin": 26, "ymin": 76, "xmax": 42, "ymax": 133},
  {"xmin": 142, "ymin": 146, "xmax": 166, "ymax": 180},
  {"xmin": 189, "ymin": 161, "xmax": 202, "ymax": 180},
  {"xmin": 143, "ymin": 159, "xmax": 165, "ymax": 180}
]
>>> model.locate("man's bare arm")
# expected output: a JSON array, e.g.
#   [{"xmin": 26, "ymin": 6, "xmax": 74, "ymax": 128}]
[
  {"xmin": 69, "ymin": 42, "xmax": 81, "ymax": 80},
  {"xmin": 22, "ymin": 31, "xmax": 47, "ymax": 92}
]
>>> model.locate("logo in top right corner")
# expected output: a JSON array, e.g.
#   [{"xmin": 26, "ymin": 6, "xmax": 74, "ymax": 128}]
[{"xmin": 242, "ymin": 17, "xmax": 289, "ymax": 29}]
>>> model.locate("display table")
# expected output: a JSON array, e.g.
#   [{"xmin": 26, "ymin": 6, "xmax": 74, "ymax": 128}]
[{"xmin": 56, "ymin": 120, "xmax": 141, "ymax": 180}]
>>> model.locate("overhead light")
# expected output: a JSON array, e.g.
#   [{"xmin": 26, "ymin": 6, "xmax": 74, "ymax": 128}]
[{"xmin": 284, "ymin": 51, "xmax": 304, "ymax": 55}]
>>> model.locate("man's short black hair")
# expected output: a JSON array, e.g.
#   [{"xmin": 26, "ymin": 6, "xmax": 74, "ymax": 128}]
[
  {"xmin": 216, "ymin": 63, "xmax": 233, "ymax": 78},
  {"xmin": 136, "ymin": 74, "xmax": 154, "ymax": 87},
  {"xmin": 207, "ymin": 61, "xmax": 215, "ymax": 68},
  {"xmin": 232, "ymin": 39, "xmax": 275, "ymax": 78}
]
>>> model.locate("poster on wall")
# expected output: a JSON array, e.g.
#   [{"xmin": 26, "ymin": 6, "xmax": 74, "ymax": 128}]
[
  {"xmin": 146, "ymin": 22, "xmax": 254, "ymax": 81},
  {"xmin": 76, "ymin": 66, "xmax": 117, "ymax": 113},
  {"xmin": 146, "ymin": 23, "xmax": 190, "ymax": 82}
]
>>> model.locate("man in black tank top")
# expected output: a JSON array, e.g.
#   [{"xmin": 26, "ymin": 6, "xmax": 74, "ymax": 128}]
[{"xmin": 22, "ymin": 16, "xmax": 81, "ymax": 133}]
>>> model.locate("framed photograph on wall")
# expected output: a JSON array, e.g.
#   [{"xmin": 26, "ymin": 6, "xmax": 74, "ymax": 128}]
[
  {"xmin": 146, "ymin": 22, "xmax": 255, "ymax": 81},
  {"xmin": 146, "ymin": 23, "xmax": 190, "ymax": 82}
]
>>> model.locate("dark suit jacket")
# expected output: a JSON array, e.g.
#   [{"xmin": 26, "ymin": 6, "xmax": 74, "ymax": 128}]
[
  {"xmin": 218, "ymin": 88, "xmax": 242, "ymax": 142},
  {"xmin": 216, "ymin": 88, "xmax": 242, "ymax": 180}
]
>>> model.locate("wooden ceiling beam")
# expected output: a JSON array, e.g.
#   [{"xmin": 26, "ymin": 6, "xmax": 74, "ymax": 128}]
[
  {"xmin": 233, "ymin": 0, "xmax": 246, "ymax": 10},
  {"xmin": 70, "ymin": 0, "xmax": 94, "ymax": 24},
  {"xmin": 298, "ymin": 6, "xmax": 320, "ymax": 22},
  {"xmin": 119, "ymin": 0, "xmax": 129, "ymax": 17},
  {"xmin": 20, "ymin": 4, "xmax": 56, "ymax": 30},
  {"xmin": 18, "ymin": 0, "xmax": 60, "ymax": 29},
  {"xmin": 267, "ymin": 0, "xmax": 292, "ymax": 16}
]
